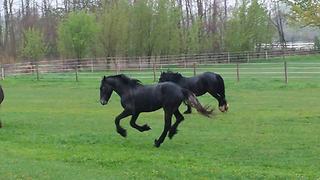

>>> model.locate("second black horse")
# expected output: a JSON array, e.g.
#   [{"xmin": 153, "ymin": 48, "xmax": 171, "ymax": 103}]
[{"xmin": 159, "ymin": 71, "xmax": 228, "ymax": 114}]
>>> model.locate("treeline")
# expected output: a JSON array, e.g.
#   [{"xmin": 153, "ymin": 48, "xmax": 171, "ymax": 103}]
[{"xmin": 0, "ymin": 0, "xmax": 288, "ymax": 63}]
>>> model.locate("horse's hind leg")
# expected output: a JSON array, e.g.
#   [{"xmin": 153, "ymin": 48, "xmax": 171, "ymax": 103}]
[
  {"xmin": 115, "ymin": 110, "xmax": 131, "ymax": 137},
  {"xmin": 130, "ymin": 113, "xmax": 151, "ymax": 132},
  {"xmin": 154, "ymin": 109, "xmax": 172, "ymax": 148},
  {"xmin": 168, "ymin": 110, "xmax": 184, "ymax": 139},
  {"xmin": 183, "ymin": 103, "xmax": 192, "ymax": 114}
]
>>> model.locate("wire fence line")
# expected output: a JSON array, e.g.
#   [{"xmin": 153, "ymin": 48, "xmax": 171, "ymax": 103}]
[{"xmin": 0, "ymin": 49, "xmax": 319, "ymax": 83}]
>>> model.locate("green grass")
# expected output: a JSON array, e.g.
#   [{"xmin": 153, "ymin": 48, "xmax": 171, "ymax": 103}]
[
  {"xmin": 0, "ymin": 72, "xmax": 320, "ymax": 179},
  {"xmin": 1, "ymin": 55, "xmax": 320, "ymax": 179}
]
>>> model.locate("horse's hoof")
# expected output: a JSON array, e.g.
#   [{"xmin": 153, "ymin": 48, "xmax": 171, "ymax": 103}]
[
  {"xmin": 154, "ymin": 139, "xmax": 161, "ymax": 148},
  {"xmin": 117, "ymin": 128, "xmax": 127, "ymax": 137},
  {"xmin": 168, "ymin": 129, "xmax": 177, "ymax": 139},
  {"xmin": 142, "ymin": 124, "xmax": 151, "ymax": 131}
]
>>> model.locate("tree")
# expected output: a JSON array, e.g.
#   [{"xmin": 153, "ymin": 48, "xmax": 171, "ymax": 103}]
[
  {"xmin": 247, "ymin": 0, "xmax": 275, "ymax": 51},
  {"xmin": 270, "ymin": 1, "xmax": 287, "ymax": 48},
  {"xmin": 151, "ymin": 0, "xmax": 181, "ymax": 55},
  {"xmin": 57, "ymin": 11, "xmax": 98, "ymax": 62},
  {"xmin": 225, "ymin": 0, "xmax": 274, "ymax": 52},
  {"xmin": 99, "ymin": 0, "xmax": 129, "ymax": 58},
  {"xmin": 20, "ymin": 28, "xmax": 46, "ymax": 62},
  {"xmin": 283, "ymin": 0, "xmax": 320, "ymax": 27},
  {"xmin": 128, "ymin": 0, "xmax": 153, "ymax": 56},
  {"xmin": 314, "ymin": 36, "xmax": 320, "ymax": 50}
]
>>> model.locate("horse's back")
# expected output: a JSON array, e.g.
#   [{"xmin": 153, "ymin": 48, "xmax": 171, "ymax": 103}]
[
  {"xmin": 201, "ymin": 72, "xmax": 221, "ymax": 80},
  {"xmin": 130, "ymin": 82, "xmax": 183, "ymax": 112}
]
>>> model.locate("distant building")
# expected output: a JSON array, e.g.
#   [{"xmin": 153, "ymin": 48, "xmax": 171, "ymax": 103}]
[{"xmin": 259, "ymin": 42, "xmax": 315, "ymax": 50}]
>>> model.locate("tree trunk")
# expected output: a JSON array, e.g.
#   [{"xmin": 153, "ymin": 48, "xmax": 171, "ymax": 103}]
[{"xmin": 9, "ymin": 0, "xmax": 16, "ymax": 58}]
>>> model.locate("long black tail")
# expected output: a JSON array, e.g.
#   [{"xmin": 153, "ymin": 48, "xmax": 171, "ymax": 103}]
[{"xmin": 182, "ymin": 89, "xmax": 213, "ymax": 117}]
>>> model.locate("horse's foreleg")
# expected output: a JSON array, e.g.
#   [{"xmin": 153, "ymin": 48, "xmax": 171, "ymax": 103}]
[
  {"xmin": 154, "ymin": 110, "xmax": 172, "ymax": 148},
  {"xmin": 209, "ymin": 91, "xmax": 227, "ymax": 112},
  {"xmin": 115, "ymin": 110, "xmax": 131, "ymax": 137},
  {"xmin": 130, "ymin": 114, "xmax": 151, "ymax": 132},
  {"xmin": 168, "ymin": 110, "xmax": 184, "ymax": 139}
]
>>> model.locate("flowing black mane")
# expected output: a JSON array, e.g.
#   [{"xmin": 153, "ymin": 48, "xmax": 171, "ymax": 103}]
[
  {"xmin": 161, "ymin": 71, "xmax": 183, "ymax": 82},
  {"xmin": 108, "ymin": 74, "xmax": 143, "ymax": 87}
]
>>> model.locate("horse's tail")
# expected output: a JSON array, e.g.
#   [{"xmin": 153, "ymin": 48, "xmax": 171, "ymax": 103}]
[{"xmin": 182, "ymin": 89, "xmax": 213, "ymax": 117}]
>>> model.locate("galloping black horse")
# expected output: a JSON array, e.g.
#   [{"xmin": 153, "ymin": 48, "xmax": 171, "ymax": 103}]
[
  {"xmin": 159, "ymin": 71, "xmax": 228, "ymax": 114},
  {"xmin": 100, "ymin": 74, "xmax": 212, "ymax": 147},
  {"xmin": 0, "ymin": 85, "xmax": 3, "ymax": 105},
  {"xmin": 0, "ymin": 85, "xmax": 4, "ymax": 128}
]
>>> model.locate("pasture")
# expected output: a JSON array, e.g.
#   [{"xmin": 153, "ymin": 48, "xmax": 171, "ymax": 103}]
[{"xmin": 0, "ymin": 57, "xmax": 320, "ymax": 179}]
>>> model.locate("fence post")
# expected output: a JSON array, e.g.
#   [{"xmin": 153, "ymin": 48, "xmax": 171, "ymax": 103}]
[
  {"xmin": 284, "ymin": 61, "xmax": 288, "ymax": 84},
  {"xmin": 91, "ymin": 59, "xmax": 94, "ymax": 72},
  {"xmin": 227, "ymin": 52, "xmax": 230, "ymax": 63},
  {"xmin": 236, "ymin": 63, "xmax": 240, "ymax": 82},
  {"xmin": 153, "ymin": 63, "xmax": 156, "ymax": 82},
  {"xmin": 247, "ymin": 52, "xmax": 250, "ymax": 63},
  {"xmin": 1, "ymin": 67, "xmax": 4, "ymax": 80},
  {"xmin": 36, "ymin": 64, "xmax": 40, "ymax": 81},
  {"xmin": 193, "ymin": 62, "xmax": 196, "ymax": 76},
  {"xmin": 75, "ymin": 65, "xmax": 79, "ymax": 82},
  {"xmin": 265, "ymin": 51, "xmax": 268, "ymax": 60},
  {"xmin": 139, "ymin": 57, "xmax": 142, "ymax": 71},
  {"xmin": 116, "ymin": 59, "xmax": 120, "ymax": 75}
]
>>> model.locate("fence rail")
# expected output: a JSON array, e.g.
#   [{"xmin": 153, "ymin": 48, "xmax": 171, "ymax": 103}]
[{"xmin": 1, "ymin": 49, "xmax": 320, "ymax": 83}]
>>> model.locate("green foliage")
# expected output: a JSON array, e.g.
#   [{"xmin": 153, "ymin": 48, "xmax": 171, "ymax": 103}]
[
  {"xmin": 98, "ymin": 0, "xmax": 129, "ymax": 57},
  {"xmin": 225, "ymin": 0, "xmax": 274, "ymax": 52},
  {"xmin": 58, "ymin": 11, "xmax": 98, "ymax": 59},
  {"xmin": 187, "ymin": 19, "xmax": 201, "ymax": 53},
  {"xmin": 314, "ymin": 36, "xmax": 320, "ymax": 50},
  {"xmin": 283, "ymin": 0, "xmax": 320, "ymax": 27},
  {"xmin": 128, "ymin": 0, "xmax": 154, "ymax": 56},
  {"xmin": 97, "ymin": 0, "xmax": 184, "ymax": 57},
  {"xmin": 20, "ymin": 28, "xmax": 47, "ymax": 61},
  {"xmin": 151, "ymin": 0, "xmax": 181, "ymax": 55}
]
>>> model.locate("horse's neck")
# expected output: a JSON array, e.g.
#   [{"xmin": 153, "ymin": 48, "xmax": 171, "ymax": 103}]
[
  {"xmin": 177, "ymin": 77, "xmax": 187, "ymax": 84},
  {"xmin": 112, "ymin": 83, "xmax": 135, "ymax": 97}
]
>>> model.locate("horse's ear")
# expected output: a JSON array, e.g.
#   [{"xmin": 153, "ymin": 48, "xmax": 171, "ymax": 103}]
[{"xmin": 103, "ymin": 76, "xmax": 106, "ymax": 80}]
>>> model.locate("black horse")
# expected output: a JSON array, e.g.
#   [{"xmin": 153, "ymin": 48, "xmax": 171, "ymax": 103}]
[
  {"xmin": 0, "ymin": 85, "xmax": 3, "ymax": 128},
  {"xmin": 159, "ymin": 71, "xmax": 228, "ymax": 114},
  {"xmin": 100, "ymin": 74, "xmax": 212, "ymax": 147},
  {"xmin": 0, "ymin": 85, "xmax": 3, "ymax": 105}
]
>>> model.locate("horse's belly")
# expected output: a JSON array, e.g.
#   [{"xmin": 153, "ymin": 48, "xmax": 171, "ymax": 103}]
[
  {"xmin": 140, "ymin": 105, "xmax": 162, "ymax": 112},
  {"xmin": 133, "ymin": 94, "xmax": 162, "ymax": 112},
  {"xmin": 194, "ymin": 91, "xmax": 206, "ymax": 96}
]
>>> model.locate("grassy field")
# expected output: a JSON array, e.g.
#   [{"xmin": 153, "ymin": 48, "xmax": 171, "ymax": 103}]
[{"xmin": 0, "ymin": 55, "xmax": 320, "ymax": 179}]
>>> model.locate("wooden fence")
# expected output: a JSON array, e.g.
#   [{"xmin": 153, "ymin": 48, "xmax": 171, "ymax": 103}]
[{"xmin": 0, "ymin": 49, "xmax": 320, "ymax": 83}]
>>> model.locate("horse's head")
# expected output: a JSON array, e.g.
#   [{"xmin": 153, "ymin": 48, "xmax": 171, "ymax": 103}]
[
  {"xmin": 100, "ymin": 76, "xmax": 113, "ymax": 105},
  {"xmin": 159, "ymin": 71, "xmax": 182, "ymax": 83}
]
